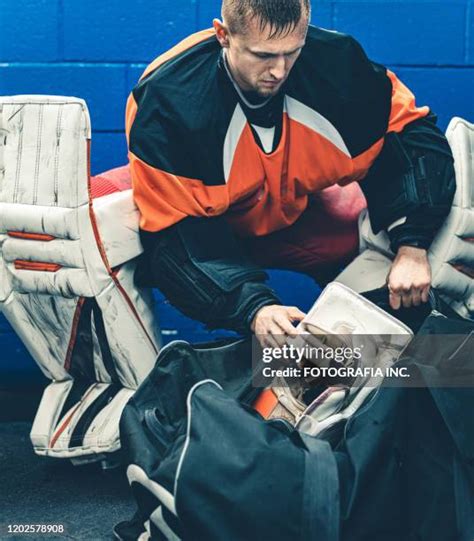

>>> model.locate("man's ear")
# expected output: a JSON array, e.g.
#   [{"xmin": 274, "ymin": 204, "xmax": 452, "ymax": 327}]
[{"xmin": 213, "ymin": 19, "xmax": 230, "ymax": 48}]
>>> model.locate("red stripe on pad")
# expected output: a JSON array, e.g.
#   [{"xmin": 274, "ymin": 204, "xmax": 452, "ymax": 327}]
[
  {"xmin": 8, "ymin": 231, "xmax": 55, "ymax": 241},
  {"xmin": 14, "ymin": 260, "xmax": 62, "ymax": 272}
]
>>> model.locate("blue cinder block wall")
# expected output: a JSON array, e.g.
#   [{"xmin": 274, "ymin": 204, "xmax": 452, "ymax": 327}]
[
  {"xmin": 1, "ymin": 1, "xmax": 473, "ymax": 381},
  {"xmin": 1, "ymin": 0, "xmax": 472, "ymax": 174}
]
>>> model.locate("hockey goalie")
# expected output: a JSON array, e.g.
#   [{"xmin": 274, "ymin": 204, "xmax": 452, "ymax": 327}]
[{"xmin": 0, "ymin": 94, "xmax": 473, "ymax": 464}]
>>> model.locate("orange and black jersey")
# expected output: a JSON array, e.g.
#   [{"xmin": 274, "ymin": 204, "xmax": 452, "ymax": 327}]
[{"xmin": 126, "ymin": 26, "xmax": 429, "ymax": 235}]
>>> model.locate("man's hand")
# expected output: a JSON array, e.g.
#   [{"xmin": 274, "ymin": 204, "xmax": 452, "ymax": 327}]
[
  {"xmin": 387, "ymin": 246, "xmax": 431, "ymax": 310},
  {"xmin": 251, "ymin": 305, "xmax": 306, "ymax": 348}
]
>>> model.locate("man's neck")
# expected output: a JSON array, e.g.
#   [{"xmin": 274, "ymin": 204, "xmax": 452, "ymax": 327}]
[{"xmin": 221, "ymin": 50, "xmax": 273, "ymax": 110}]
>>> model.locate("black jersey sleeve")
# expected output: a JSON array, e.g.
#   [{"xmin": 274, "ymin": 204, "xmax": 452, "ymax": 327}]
[
  {"xmin": 360, "ymin": 112, "xmax": 456, "ymax": 252},
  {"xmin": 135, "ymin": 216, "xmax": 281, "ymax": 333}
]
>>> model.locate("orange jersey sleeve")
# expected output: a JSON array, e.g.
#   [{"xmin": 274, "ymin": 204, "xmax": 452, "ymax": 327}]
[
  {"xmin": 125, "ymin": 30, "xmax": 229, "ymax": 232},
  {"xmin": 386, "ymin": 69, "xmax": 430, "ymax": 133}
]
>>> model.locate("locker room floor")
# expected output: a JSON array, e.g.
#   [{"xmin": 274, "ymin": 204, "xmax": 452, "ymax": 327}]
[{"xmin": 0, "ymin": 390, "xmax": 135, "ymax": 541}]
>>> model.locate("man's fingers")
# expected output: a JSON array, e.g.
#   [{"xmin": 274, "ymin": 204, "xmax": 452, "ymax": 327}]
[
  {"xmin": 274, "ymin": 313, "xmax": 299, "ymax": 337},
  {"xmin": 421, "ymin": 286, "xmax": 431, "ymax": 304},
  {"xmin": 257, "ymin": 326, "xmax": 285, "ymax": 349},
  {"xmin": 287, "ymin": 307, "xmax": 306, "ymax": 321},
  {"xmin": 390, "ymin": 285, "xmax": 430, "ymax": 309},
  {"xmin": 253, "ymin": 305, "xmax": 308, "ymax": 351},
  {"xmin": 401, "ymin": 289, "xmax": 412, "ymax": 308},
  {"xmin": 389, "ymin": 289, "xmax": 402, "ymax": 310},
  {"xmin": 387, "ymin": 246, "xmax": 432, "ymax": 311},
  {"xmin": 411, "ymin": 288, "xmax": 422, "ymax": 307},
  {"xmin": 269, "ymin": 326, "xmax": 288, "ymax": 348}
]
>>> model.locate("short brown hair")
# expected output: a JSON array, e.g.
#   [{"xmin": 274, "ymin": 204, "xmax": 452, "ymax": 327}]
[{"xmin": 222, "ymin": 0, "xmax": 311, "ymax": 39}]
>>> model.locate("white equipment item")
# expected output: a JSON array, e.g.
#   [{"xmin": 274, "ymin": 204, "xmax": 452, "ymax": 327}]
[
  {"xmin": 0, "ymin": 95, "xmax": 160, "ymax": 460},
  {"xmin": 336, "ymin": 117, "xmax": 474, "ymax": 320},
  {"xmin": 293, "ymin": 282, "xmax": 413, "ymax": 437}
]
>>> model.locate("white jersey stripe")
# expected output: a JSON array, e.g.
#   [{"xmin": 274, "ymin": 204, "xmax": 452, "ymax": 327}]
[
  {"xmin": 285, "ymin": 96, "xmax": 351, "ymax": 158},
  {"xmin": 223, "ymin": 104, "xmax": 247, "ymax": 183}
]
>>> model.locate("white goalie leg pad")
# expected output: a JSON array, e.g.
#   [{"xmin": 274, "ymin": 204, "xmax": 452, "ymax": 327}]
[
  {"xmin": 95, "ymin": 262, "xmax": 159, "ymax": 389},
  {"xmin": 335, "ymin": 244, "xmax": 392, "ymax": 293},
  {"xmin": 430, "ymin": 117, "xmax": 474, "ymax": 317},
  {"xmin": 31, "ymin": 380, "xmax": 134, "ymax": 458},
  {"xmin": 337, "ymin": 117, "xmax": 474, "ymax": 318},
  {"xmin": 0, "ymin": 95, "xmax": 160, "ymax": 459}
]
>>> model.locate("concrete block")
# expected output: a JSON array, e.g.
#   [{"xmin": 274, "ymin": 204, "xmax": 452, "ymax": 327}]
[
  {"xmin": 333, "ymin": 2, "xmax": 466, "ymax": 65},
  {"xmin": 467, "ymin": 1, "xmax": 474, "ymax": 64},
  {"xmin": 0, "ymin": 64, "xmax": 127, "ymax": 131},
  {"xmin": 155, "ymin": 293, "xmax": 206, "ymax": 331},
  {"xmin": 0, "ymin": 0, "xmax": 59, "ymax": 62},
  {"xmin": 197, "ymin": 0, "xmax": 221, "ymax": 28},
  {"xmin": 268, "ymin": 270, "xmax": 321, "ymax": 313},
  {"xmin": 91, "ymin": 132, "xmax": 129, "ymax": 175},
  {"xmin": 63, "ymin": 0, "xmax": 198, "ymax": 62},
  {"xmin": 197, "ymin": 0, "xmax": 333, "ymax": 32},
  {"xmin": 311, "ymin": 2, "xmax": 333, "ymax": 30},
  {"xmin": 393, "ymin": 67, "xmax": 474, "ymax": 130},
  {"xmin": 0, "ymin": 316, "xmax": 41, "ymax": 386},
  {"xmin": 126, "ymin": 65, "xmax": 147, "ymax": 94}
]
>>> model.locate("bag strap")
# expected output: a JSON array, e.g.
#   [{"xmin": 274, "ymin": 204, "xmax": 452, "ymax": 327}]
[{"xmin": 301, "ymin": 434, "xmax": 340, "ymax": 541}]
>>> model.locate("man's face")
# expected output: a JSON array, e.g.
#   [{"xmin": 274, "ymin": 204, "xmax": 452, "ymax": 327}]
[{"xmin": 215, "ymin": 17, "xmax": 308, "ymax": 98}]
